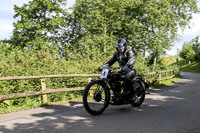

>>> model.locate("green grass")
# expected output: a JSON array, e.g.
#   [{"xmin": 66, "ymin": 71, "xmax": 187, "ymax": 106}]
[
  {"xmin": 150, "ymin": 77, "xmax": 180, "ymax": 89},
  {"xmin": 163, "ymin": 56, "xmax": 180, "ymax": 66},
  {"xmin": 0, "ymin": 102, "xmax": 42, "ymax": 114},
  {"xmin": 180, "ymin": 62, "xmax": 200, "ymax": 73},
  {"xmin": 163, "ymin": 55, "xmax": 200, "ymax": 73},
  {"xmin": 0, "ymin": 100, "xmax": 79, "ymax": 114},
  {"xmin": 0, "ymin": 94, "xmax": 83, "ymax": 114}
]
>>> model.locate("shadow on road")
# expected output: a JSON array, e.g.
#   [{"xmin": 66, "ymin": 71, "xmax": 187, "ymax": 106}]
[{"xmin": 0, "ymin": 102, "xmax": 150, "ymax": 133}]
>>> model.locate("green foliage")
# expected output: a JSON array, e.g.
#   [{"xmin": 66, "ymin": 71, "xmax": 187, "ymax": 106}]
[
  {"xmin": 0, "ymin": 42, "xmax": 101, "ymax": 110},
  {"xmin": 11, "ymin": 0, "xmax": 68, "ymax": 49},
  {"xmin": 7, "ymin": 0, "xmax": 198, "ymax": 68},
  {"xmin": 179, "ymin": 35, "xmax": 200, "ymax": 63},
  {"xmin": 191, "ymin": 36, "xmax": 200, "ymax": 61},
  {"xmin": 194, "ymin": 48, "xmax": 200, "ymax": 61},
  {"xmin": 69, "ymin": 0, "xmax": 198, "ymax": 64},
  {"xmin": 134, "ymin": 55, "xmax": 151, "ymax": 74},
  {"xmin": 179, "ymin": 42, "xmax": 195, "ymax": 62}
]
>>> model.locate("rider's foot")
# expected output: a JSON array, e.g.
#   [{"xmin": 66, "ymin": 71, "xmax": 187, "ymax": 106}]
[{"xmin": 111, "ymin": 93, "xmax": 115, "ymax": 100}]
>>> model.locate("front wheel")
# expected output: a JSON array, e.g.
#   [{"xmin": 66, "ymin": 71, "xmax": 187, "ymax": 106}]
[
  {"xmin": 83, "ymin": 80, "xmax": 110, "ymax": 115},
  {"xmin": 130, "ymin": 81, "xmax": 145, "ymax": 107}
]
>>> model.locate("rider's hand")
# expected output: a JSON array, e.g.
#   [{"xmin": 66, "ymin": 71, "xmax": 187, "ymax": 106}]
[
  {"xmin": 98, "ymin": 64, "xmax": 109, "ymax": 71},
  {"xmin": 98, "ymin": 66, "xmax": 104, "ymax": 71}
]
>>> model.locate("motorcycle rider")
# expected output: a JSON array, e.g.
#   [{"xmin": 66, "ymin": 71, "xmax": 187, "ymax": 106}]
[{"xmin": 99, "ymin": 38, "xmax": 136, "ymax": 97}]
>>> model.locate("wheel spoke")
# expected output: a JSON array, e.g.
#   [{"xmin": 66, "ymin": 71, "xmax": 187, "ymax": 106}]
[{"xmin": 86, "ymin": 83, "xmax": 107, "ymax": 112}]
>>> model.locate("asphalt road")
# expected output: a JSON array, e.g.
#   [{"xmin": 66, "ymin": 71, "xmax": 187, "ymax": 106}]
[{"xmin": 0, "ymin": 72, "xmax": 200, "ymax": 133}]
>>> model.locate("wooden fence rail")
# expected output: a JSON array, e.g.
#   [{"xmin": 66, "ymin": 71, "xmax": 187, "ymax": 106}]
[{"xmin": 0, "ymin": 68, "xmax": 179, "ymax": 102}]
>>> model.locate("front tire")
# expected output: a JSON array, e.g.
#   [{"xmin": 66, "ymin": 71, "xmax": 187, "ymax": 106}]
[
  {"xmin": 83, "ymin": 80, "xmax": 110, "ymax": 115},
  {"xmin": 130, "ymin": 81, "xmax": 145, "ymax": 107}
]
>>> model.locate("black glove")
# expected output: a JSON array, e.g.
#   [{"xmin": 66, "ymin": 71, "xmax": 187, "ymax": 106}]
[
  {"xmin": 98, "ymin": 66, "xmax": 104, "ymax": 71},
  {"xmin": 121, "ymin": 65, "xmax": 128, "ymax": 72},
  {"xmin": 98, "ymin": 64, "xmax": 109, "ymax": 71}
]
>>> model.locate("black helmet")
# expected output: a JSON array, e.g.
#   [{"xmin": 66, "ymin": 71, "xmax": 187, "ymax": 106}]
[{"xmin": 115, "ymin": 38, "xmax": 127, "ymax": 48}]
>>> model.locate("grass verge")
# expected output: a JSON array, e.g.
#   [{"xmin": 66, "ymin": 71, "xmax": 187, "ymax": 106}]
[
  {"xmin": 149, "ymin": 77, "xmax": 180, "ymax": 89},
  {"xmin": 0, "ymin": 95, "xmax": 82, "ymax": 114},
  {"xmin": 180, "ymin": 62, "xmax": 200, "ymax": 73}
]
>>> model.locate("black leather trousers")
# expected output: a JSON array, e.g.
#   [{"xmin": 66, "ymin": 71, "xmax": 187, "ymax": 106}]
[{"xmin": 124, "ymin": 69, "xmax": 136, "ymax": 92}]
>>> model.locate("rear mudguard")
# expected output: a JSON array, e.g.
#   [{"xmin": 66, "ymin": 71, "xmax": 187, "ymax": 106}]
[{"xmin": 134, "ymin": 75, "xmax": 149, "ymax": 89}]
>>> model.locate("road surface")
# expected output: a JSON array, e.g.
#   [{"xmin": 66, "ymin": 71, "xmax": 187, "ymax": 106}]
[{"xmin": 0, "ymin": 72, "xmax": 200, "ymax": 133}]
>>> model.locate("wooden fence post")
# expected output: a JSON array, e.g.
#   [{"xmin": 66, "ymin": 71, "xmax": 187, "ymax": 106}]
[
  {"xmin": 40, "ymin": 78, "xmax": 47, "ymax": 103},
  {"xmin": 159, "ymin": 72, "xmax": 161, "ymax": 84},
  {"xmin": 88, "ymin": 77, "xmax": 92, "ymax": 83},
  {"xmin": 144, "ymin": 77, "xmax": 147, "ymax": 82}
]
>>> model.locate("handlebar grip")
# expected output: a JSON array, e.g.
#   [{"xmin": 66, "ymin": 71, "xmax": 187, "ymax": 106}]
[{"xmin": 112, "ymin": 66, "xmax": 121, "ymax": 69}]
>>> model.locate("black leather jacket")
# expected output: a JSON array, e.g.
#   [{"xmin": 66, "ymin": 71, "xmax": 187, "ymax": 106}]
[{"xmin": 105, "ymin": 46, "xmax": 135, "ymax": 70}]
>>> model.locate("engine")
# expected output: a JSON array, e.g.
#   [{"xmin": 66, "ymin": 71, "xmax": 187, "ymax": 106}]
[{"xmin": 111, "ymin": 81, "xmax": 122, "ymax": 93}]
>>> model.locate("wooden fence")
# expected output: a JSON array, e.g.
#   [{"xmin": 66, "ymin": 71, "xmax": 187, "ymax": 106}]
[{"xmin": 0, "ymin": 68, "xmax": 179, "ymax": 102}]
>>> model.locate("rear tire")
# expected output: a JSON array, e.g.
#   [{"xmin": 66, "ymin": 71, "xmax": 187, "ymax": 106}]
[
  {"xmin": 83, "ymin": 80, "xmax": 110, "ymax": 115},
  {"xmin": 130, "ymin": 81, "xmax": 145, "ymax": 107}
]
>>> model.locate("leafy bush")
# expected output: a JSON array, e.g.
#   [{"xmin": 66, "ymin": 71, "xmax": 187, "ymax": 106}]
[{"xmin": 0, "ymin": 42, "xmax": 103, "ymax": 108}]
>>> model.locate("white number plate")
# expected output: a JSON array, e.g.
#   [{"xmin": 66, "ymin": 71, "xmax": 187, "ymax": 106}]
[{"xmin": 100, "ymin": 69, "xmax": 109, "ymax": 79}]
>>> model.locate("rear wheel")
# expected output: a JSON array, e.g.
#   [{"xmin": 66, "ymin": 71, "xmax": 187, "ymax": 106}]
[
  {"xmin": 83, "ymin": 80, "xmax": 110, "ymax": 115},
  {"xmin": 130, "ymin": 81, "xmax": 145, "ymax": 107}
]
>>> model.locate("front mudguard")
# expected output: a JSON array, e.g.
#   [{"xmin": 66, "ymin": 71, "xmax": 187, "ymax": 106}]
[{"xmin": 91, "ymin": 78, "xmax": 108, "ymax": 89}]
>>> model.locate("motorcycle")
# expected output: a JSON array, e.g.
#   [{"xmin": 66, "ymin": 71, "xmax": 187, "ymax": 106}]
[{"xmin": 83, "ymin": 66, "xmax": 149, "ymax": 115}]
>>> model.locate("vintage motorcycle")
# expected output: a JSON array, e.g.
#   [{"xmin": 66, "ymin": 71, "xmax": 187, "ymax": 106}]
[{"xmin": 83, "ymin": 66, "xmax": 149, "ymax": 115}]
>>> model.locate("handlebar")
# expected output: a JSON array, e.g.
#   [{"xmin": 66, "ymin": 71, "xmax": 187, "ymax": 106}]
[
  {"xmin": 98, "ymin": 65, "xmax": 121, "ymax": 71},
  {"xmin": 112, "ymin": 66, "xmax": 121, "ymax": 70}
]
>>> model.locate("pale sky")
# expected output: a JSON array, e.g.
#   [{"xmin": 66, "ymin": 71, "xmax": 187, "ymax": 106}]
[
  {"xmin": 0, "ymin": 0, "xmax": 75, "ymax": 39},
  {"xmin": 0, "ymin": 0, "xmax": 200, "ymax": 56}
]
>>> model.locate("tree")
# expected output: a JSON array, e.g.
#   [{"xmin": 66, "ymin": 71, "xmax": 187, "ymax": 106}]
[
  {"xmin": 68, "ymin": 0, "xmax": 198, "ymax": 63},
  {"xmin": 191, "ymin": 35, "xmax": 200, "ymax": 61},
  {"xmin": 180, "ymin": 42, "xmax": 195, "ymax": 63},
  {"xmin": 11, "ymin": 0, "xmax": 68, "ymax": 50},
  {"xmin": 10, "ymin": 0, "xmax": 198, "ymax": 64},
  {"xmin": 138, "ymin": 0, "xmax": 198, "ymax": 69},
  {"xmin": 68, "ymin": 0, "xmax": 128, "ymax": 56}
]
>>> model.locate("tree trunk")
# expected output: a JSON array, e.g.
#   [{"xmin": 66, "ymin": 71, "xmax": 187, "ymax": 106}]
[
  {"xmin": 153, "ymin": 49, "xmax": 158, "ymax": 71},
  {"xmin": 153, "ymin": 56, "xmax": 157, "ymax": 71}
]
